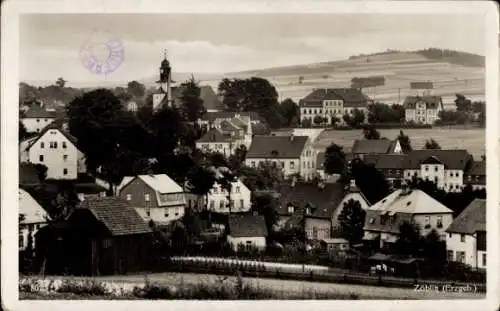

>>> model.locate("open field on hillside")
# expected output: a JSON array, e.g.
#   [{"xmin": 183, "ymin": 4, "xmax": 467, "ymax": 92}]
[
  {"xmin": 314, "ymin": 128, "xmax": 485, "ymax": 158},
  {"xmin": 202, "ymin": 52, "xmax": 484, "ymax": 105}
]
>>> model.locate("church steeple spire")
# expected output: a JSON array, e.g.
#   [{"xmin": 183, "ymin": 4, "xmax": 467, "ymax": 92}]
[{"xmin": 153, "ymin": 49, "xmax": 173, "ymax": 110}]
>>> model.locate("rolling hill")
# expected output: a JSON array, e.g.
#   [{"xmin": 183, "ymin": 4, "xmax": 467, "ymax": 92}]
[{"xmin": 200, "ymin": 49, "xmax": 485, "ymax": 107}]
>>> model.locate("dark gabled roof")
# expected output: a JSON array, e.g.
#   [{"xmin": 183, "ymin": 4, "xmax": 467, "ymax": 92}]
[
  {"xmin": 19, "ymin": 163, "xmax": 41, "ymax": 185},
  {"xmin": 171, "ymin": 85, "xmax": 224, "ymax": 111},
  {"xmin": 196, "ymin": 127, "xmax": 233, "ymax": 143},
  {"xmin": 228, "ymin": 214, "xmax": 268, "ymax": 237},
  {"xmin": 201, "ymin": 111, "xmax": 264, "ymax": 122},
  {"xmin": 351, "ymin": 139, "xmax": 395, "ymax": 155},
  {"xmin": 300, "ymin": 88, "xmax": 371, "ymax": 108},
  {"xmin": 446, "ymin": 199, "xmax": 486, "ymax": 234},
  {"xmin": 246, "ymin": 135, "xmax": 308, "ymax": 159},
  {"xmin": 75, "ymin": 197, "xmax": 152, "ymax": 236},
  {"xmin": 465, "ymin": 161, "xmax": 486, "ymax": 176},
  {"xmin": 364, "ymin": 154, "xmax": 407, "ymax": 169},
  {"xmin": 402, "ymin": 96, "xmax": 442, "ymax": 109},
  {"xmin": 22, "ymin": 105, "xmax": 57, "ymax": 119},
  {"xmin": 277, "ymin": 182, "xmax": 346, "ymax": 219},
  {"xmin": 25, "ymin": 123, "xmax": 79, "ymax": 151},
  {"xmin": 403, "ymin": 149, "xmax": 472, "ymax": 170}
]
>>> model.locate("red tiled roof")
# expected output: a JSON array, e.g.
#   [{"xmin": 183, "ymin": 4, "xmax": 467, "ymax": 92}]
[
  {"xmin": 246, "ymin": 135, "xmax": 308, "ymax": 159},
  {"xmin": 75, "ymin": 197, "xmax": 152, "ymax": 236}
]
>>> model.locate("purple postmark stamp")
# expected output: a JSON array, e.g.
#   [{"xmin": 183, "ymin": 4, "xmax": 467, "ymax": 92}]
[{"xmin": 79, "ymin": 32, "xmax": 124, "ymax": 75}]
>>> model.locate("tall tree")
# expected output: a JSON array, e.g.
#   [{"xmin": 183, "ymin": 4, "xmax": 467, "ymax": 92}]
[
  {"xmin": 337, "ymin": 199, "xmax": 366, "ymax": 245},
  {"xmin": 178, "ymin": 76, "xmax": 206, "ymax": 122},
  {"xmin": 454, "ymin": 93, "xmax": 472, "ymax": 112},
  {"xmin": 397, "ymin": 130, "xmax": 413, "ymax": 153},
  {"xmin": 424, "ymin": 138, "xmax": 442, "ymax": 150},
  {"xmin": 350, "ymin": 159, "xmax": 391, "ymax": 204},
  {"xmin": 185, "ymin": 164, "xmax": 217, "ymax": 210},
  {"xmin": 127, "ymin": 80, "xmax": 146, "ymax": 98},
  {"xmin": 251, "ymin": 193, "xmax": 279, "ymax": 240},
  {"xmin": 280, "ymin": 98, "xmax": 299, "ymax": 126},
  {"xmin": 394, "ymin": 221, "xmax": 422, "ymax": 257},
  {"xmin": 362, "ymin": 125, "xmax": 381, "ymax": 140},
  {"xmin": 422, "ymin": 229, "xmax": 447, "ymax": 275},
  {"xmin": 19, "ymin": 121, "xmax": 29, "ymax": 142},
  {"xmin": 55, "ymin": 77, "xmax": 66, "ymax": 88},
  {"xmin": 323, "ymin": 143, "xmax": 347, "ymax": 175}
]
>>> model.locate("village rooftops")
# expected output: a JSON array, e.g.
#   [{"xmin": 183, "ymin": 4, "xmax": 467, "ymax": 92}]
[
  {"xmin": 299, "ymin": 88, "xmax": 371, "ymax": 108},
  {"xmin": 228, "ymin": 214, "xmax": 268, "ymax": 238},
  {"xmin": 403, "ymin": 149, "xmax": 472, "ymax": 170},
  {"xmin": 201, "ymin": 111, "xmax": 264, "ymax": 123},
  {"xmin": 446, "ymin": 199, "xmax": 486, "ymax": 234},
  {"xmin": 402, "ymin": 95, "xmax": 443, "ymax": 109},
  {"xmin": 246, "ymin": 135, "xmax": 308, "ymax": 159},
  {"xmin": 21, "ymin": 104, "xmax": 57, "ymax": 119},
  {"xmin": 197, "ymin": 128, "xmax": 233, "ymax": 143},
  {"xmin": 119, "ymin": 174, "xmax": 183, "ymax": 194},
  {"xmin": 277, "ymin": 182, "xmax": 345, "ymax": 219},
  {"xmin": 76, "ymin": 197, "xmax": 152, "ymax": 236},
  {"xmin": 351, "ymin": 139, "xmax": 398, "ymax": 155}
]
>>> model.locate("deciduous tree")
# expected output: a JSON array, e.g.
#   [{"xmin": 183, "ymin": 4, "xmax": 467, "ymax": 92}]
[
  {"xmin": 178, "ymin": 76, "xmax": 206, "ymax": 122},
  {"xmin": 127, "ymin": 80, "xmax": 146, "ymax": 98},
  {"xmin": 337, "ymin": 199, "xmax": 366, "ymax": 245},
  {"xmin": 323, "ymin": 143, "xmax": 347, "ymax": 175},
  {"xmin": 397, "ymin": 130, "xmax": 413, "ymax": 153},
  {"xmin": 424, "ymin": 138, "xmax": 441, "ymax": 150}
]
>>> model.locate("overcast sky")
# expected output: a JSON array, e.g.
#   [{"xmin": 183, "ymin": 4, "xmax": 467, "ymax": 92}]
[{"xmin": 20, "ymin": 14, "xmax": 486, "ymax": 86}]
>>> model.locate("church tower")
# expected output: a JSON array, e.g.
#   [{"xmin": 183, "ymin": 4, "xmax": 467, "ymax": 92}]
[{"xmin": 153, "ymin": 49, "xmax": 174, "ymax": 110}]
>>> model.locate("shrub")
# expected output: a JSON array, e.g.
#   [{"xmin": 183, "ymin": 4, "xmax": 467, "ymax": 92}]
[{"xmin": 57, "ymin": 279, "xmax": 108, "ymax": 296}]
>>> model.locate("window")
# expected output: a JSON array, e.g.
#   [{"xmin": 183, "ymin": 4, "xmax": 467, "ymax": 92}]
[
  {"xmin": 240, "ymin": 199, "xmax": 244, "ymax": 208},
  {"xmin": 235, "ymin": 186, "xmax": 240, "ymax": 193},
  {"xmin": 290, "ymin": 162, "xmax": 295, "ymax": 169},
  {"xmin": 164, "ymin": 209, "xmax": 169, "ymax": 217},
  {"xmin": 245, "ymin": 241, "xmax": 253, "ymax": 251},
  {"xmin": 146, "ymin": 210, "xmax": 150, "ymax": 217},
  {"xmin": 434, "ymin": 176, "xmax": 438, "ymax": 183},
  {"xmin": 449, "ymin": 172, "xmax": 453, "ymax": 177},
  {"xmin": 425, "ymin": 166, "xmax": 429, "ymax": 172},
  {"xmin": 312, "ymin": 227, "xmax": 318, "ymax": 239},
  {"xmin": 280, "ymin": 161, "xmax": 285, "ymax": 168},
  {"xmin": 455, "ymin": 172, "xmax": 459, "ymax": 177},
  {"xmin": 145, "ymin": 194, "xmax": 150, "ymax": 201},
  {"xmin": 126, "ymin": 194, "xmax": 132, "ymax": 201},
  {"xmin": 448, "ymin": 232, "xmax": 452, "ymax": 238},
  {"xmin": 62, "ymin": 141, "xmax": 67, "ymax": 149},
  {"xmin": 40, "ymin": 142, "xmax": 45, "ymax": 148},
  {"xmin": 175, "ymin": 208, "xmax": 179, "ymax": 216},
  {"xmin": 251, "ymin": 161, "xmax": 255, "ymax": 167},
  {"xmin": 435, "ymin": 166, "xmax": 438, "ymax": 172},
  {"xmin": 209, "ymin": 200, "xmax": 215, "ymax": 210},
  {"xmin": 220, "ymin": 201, "xmax": 225, "ymax": 209},
  {"xmin": 102, "ymin": 239, "xmax": 113, "ymax": 249},
  {"xmin": 482, "ymin": 253, "xmax": 486, "ymax": 266},
  {"xmin": 460, "ymin": 234, "xmax": 466, "ymax": 242},
  {"xmin": 63, "ymin": 168, "xmax": 68, "ymax": 175},
  {"xmin": 456, "ymin": 251, "xmax": 466, "ymax": 263},
  {"xmin": 39, "ymin": 155, "xmax": 44, "ymax": 162},
  {"xmin": 36, "ymin": 119, "xmax": 40, "ymax": 122},
  {"xmin": 437, "ymin": 216, "xmax": 443, "ymax": 228},
  {"xmin": 49, "ymin": 141, "xmax": 58, "ymax": 149},
  {"xmin": 63, "ymin": 154, "xmax": 68, "ymax": 161},
  {"xmin": 447, "ymin": 250, "xmax": 454, "ymax": 261}
]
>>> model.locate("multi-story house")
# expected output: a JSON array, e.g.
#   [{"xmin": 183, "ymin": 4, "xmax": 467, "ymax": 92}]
[
  {"xmin": 276, "ymin": 180, "xmax": 370, "ymax": 240},
  {"xmin": 364, "ymin": 154, "xmax": 407, "ymax": 188},
  {"xmin": 445, "ymin": 199, "xmax": 486, "ymax": 270},
  {"xmin": 196, "ymin": 117, "xmax": 252, "ymax": 157},
  {"xmin": 402, "ymin": 149, "xmax": 473, "ymax": 193},
  {"xmin": 299, "ymin": 88, "xmax": 372, "ymax": 125},
  {"xmin": 363, "ymin": 188, "xmax": 453, "ymax": 250},
  {"xmin": 463, "ymin": 160, "xmax": 486, "ymax": 190},
  {"xmin": 403, "ymin": 95, "xmax": 443, "ymax": 125},
  {"xmin": 23, "ymin": 125, "xmax": 87, "ymax": 180},
  {"xmin": 21, "ymin": 104, "xmax": 57, "ymax": 133},
  {"xmin": 205, "ymin": 177, "xmax": 252, "ymax": 213},
  {"xmin": 245, "ymin": 134, "xmax": 316, "ymax": 181},
  {"xmin": 350, "ymin": 139, "xmax": 402, "ymax": 161},
  {"xmin": 118, "ymin": 174, "xmax": 186, "ymax": 226},
  {"xmin": 19, "ymin": 188, "xmax": 48, "ymax": 251}
]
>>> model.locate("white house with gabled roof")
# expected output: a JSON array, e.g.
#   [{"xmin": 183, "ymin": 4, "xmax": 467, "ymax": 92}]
[
  {"xmin": 19, "ymin": 188, "xmax": 49, "ymax": 251},
  {"xmin": 23, "ymin": 125, "xmax": 86, "ymax": 180}
]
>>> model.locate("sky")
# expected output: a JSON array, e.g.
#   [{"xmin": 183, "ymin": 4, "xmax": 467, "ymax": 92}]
[{"xmin": 20, "ymin": 14, "xmax": 486, "ymax": 86}]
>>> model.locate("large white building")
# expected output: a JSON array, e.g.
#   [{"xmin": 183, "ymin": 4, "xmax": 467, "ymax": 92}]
[
  {"xmin": 245, "ymin": 134, "xmax": 316, "ymax": 181},
  {"xmin": 19, "ymin": 188, "xmax": 48, "ymax": 251},
  {"xmin": 363, "ymin": 188, "xmax": 454, "ymax": 249},
  {"xmin": 403, "ymin": 95, "xmax": 444, "ymax": 125},
  {"xmin": 445, "ymin": 199, "xmax": 486, "ymax": 270},
  {"xmin": 23, "ymin": 125, "xmax": 86, "ymax": 180},
  {"xmin": 299, "ymin": 88, "xmax": 372, "ymax": 125}
]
